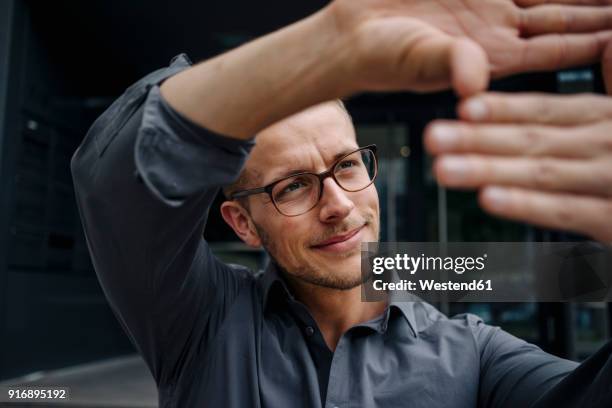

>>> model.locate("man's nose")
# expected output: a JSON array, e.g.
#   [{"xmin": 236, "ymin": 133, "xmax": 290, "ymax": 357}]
[{"xmin": 318, "ymin": 178, "xmax": 355, "ymax": 222}]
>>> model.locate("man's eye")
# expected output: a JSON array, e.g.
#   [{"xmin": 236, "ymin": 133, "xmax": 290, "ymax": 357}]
[
  {"xmin": 338, "ymin": 160, "xmax": 358, "ymax": 169},
  {"xmin": 284, "ymin": 182, "xmax": 305, "ymax": 192},
  {"xmin": 278, "ymin": 181, "xmax": 308, "ymax": 196}
]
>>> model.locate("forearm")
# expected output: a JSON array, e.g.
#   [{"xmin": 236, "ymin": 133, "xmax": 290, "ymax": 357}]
[
  {"xmin": 160, "ymin": 7, "xmax": 353, "ymax": 139},
  {"xmin": 161, "ymin": 0, "xmax": 612, "ymax": 139}
]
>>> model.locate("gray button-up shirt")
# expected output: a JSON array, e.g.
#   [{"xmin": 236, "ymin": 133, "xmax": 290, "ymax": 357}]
[{"xmin": 71, "ymin": 54, "xmax": 584, "ymax": 408}]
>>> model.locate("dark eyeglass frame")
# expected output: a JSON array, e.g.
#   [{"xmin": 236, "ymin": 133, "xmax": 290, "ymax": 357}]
[{"xmin": 230, "ymin": 144, "xmax": 378, "ymax": 217}]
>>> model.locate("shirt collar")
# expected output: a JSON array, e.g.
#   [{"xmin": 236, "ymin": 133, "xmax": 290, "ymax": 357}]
[
  {"xmin": 387, "ymin": 298, "xmax": 419, "ymax": 338},
  {"xmin": 259, "ymin": 261, "xmax": 419, "ymax": 337},
  {"xmin": 259, "ymin": 260, "xmax": 293, "ymax": 306}
]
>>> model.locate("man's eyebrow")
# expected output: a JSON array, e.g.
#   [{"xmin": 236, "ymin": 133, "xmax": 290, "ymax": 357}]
[
  {"xmin": 268, "ymin": 147, "xmax": 358, "ymax": 181},
  {"xmin": 332, "ymin": 148, "xmax": 356, "ymax": 161}
]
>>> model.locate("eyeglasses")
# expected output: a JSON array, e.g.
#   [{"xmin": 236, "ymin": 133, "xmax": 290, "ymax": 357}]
[{"xmin": 231, "ymin": 145, "xmax": 378, "ymax": 217}]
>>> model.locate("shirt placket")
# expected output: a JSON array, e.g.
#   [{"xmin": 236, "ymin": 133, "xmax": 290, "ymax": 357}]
[
  {"xmin": 324, "ymin": 310, "xmax": 389, "ymax": 408},
  {"xmin": 324, "ymin": 334, "xmax": 351, "ymax": 408}
]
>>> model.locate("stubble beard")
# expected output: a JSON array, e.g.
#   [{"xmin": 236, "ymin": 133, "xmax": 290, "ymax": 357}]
[{"xmin": 254, "ymin": 215, "xmax": 378, "ymax": 291}]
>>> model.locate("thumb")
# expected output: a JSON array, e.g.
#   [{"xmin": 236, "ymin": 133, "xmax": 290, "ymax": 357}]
[
  {"xmin": 603, "ymin": 39, "xmax": 612, "ymax": 95},
  {"xmin": 409, "ymin": 35, "xmax": 489, "ymax": 97},
  {"xmin": 450, "ymin": 38, "xmax": 489, "ymax": 98}
]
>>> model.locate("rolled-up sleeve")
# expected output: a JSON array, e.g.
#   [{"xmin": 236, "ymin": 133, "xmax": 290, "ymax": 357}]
[
  {"xmin": 70, "ymin": 54, "xmax": 255, "ymax": 387},
  {"xmin": 135, "ymin": 85, "xmax": 255, "ymax": 207}
]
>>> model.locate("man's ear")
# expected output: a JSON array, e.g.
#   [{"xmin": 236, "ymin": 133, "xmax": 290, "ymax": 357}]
[{"xmin": 220, "ymin": 200, "xmax": 262, "ymax": 248}]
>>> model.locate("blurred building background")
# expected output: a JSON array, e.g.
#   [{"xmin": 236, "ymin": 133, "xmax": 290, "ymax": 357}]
[{"xmin": 0, "ymin": 0, "xmax": 610, "ymax": 406}]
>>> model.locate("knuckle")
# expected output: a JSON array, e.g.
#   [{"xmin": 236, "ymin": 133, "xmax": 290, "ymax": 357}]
[
  {"xmin": 557, "ymin": 37, "xmax": 569, "ymax": 68},
  {"xmin": 598, "ymin": 124, "xmax": 612, "ymax": 152},
  {"xmin": 553, "ymin": 201, "xmax": 577, "ymax": 228},
  {"xmin": 533, "ymin": 159, "xmax": 559, "ymax": 190},
  {"xmin": 593, "ymin": 202, "xmax": 612, "ymax": 241},
  {"xmin": 517, "ymin": 9, "xmax": 530, "ymax": 35},
  {"xmin": 464, "ymin": 126, "xmax": 480, "ymax": 150},
  {"xmin": 560, "ymin": 10, "xmax": 572, "ymax": 33},
  {"xmin": 549, "ymin": 36, "xmax": 567, "ymax": 73},
  {"xmin": 536, "ymin": 98, "xmax": 556, "ymax": 124},
  {"xmin": 477, "ymin": 158, "xmax": 495, "ymax": 183},
  {"xmin": 594, "ymin": 162, "xmax": 612, "ymax": 195},
  {"xmin": 523, "ymin": 125, "xmax": 544, "ymax": 156},
  {"xmin": 484, "ymin": 94, "xmax": 505, "ymax": 121},
  {"xmin": 506, "ymin": 4, "xmax": 521, "ymax": 27},
  {"xmin": 605, "ymin": 202, "xmax": 612, "ymax": 224}
]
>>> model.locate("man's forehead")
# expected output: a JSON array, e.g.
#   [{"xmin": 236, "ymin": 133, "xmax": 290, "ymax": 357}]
[
  {"xmin": 256, "ymin": 130, "xmax": 357, "ymax": 160},
  {"xmin": 247, "ymin": 102, "xmax": 357, "ymax": 182},
  {"xmin": 259, "ymin": 102, "xmax": 353, "ymax": 146}
]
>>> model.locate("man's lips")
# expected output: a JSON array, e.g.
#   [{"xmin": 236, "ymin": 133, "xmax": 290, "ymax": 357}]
[{"xmin": 311, "ymin": 225, "xmax": 365, "ymax": 251}]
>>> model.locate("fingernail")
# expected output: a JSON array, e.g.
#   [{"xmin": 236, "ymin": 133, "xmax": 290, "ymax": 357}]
[
  {"xmin": 483, "ymin": 187, "xmax": 509, "ymax": 211},
  {"xmin": 439, "ymin": 157, "xmax": 468, "ymax": 183},
  {"xmin": 430, "ymin": 125, "xmax": 459, "ymax": 150},
  {"xmin": 464, "ymin": 98, "xmax": 488, "ymax": 121}
]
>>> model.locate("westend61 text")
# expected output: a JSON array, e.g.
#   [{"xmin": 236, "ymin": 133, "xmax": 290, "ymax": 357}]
[{"xmin": 373, "ymin": 279, "xmax": 493, "ymax": 292}]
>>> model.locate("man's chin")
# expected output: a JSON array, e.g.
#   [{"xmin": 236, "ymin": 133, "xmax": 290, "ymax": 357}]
[
  {"xmin": 272, "ymin": 248, "xmax": 366, "ymax": 291},
  {"xmin": 297, "ymin": 270, "xmax": 364, "ymax": 291},
  {"xmin": 308, "ymin": 250, "xmax": 362, "ymax": 278}
]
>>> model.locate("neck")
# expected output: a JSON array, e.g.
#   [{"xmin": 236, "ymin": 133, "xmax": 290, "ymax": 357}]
[{"xmin": 284, "ymin": 276, "xmax": 387, "ymax": 351}]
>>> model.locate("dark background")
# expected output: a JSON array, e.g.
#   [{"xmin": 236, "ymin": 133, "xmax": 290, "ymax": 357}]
[{"xmin": 0, "ymin": 0, "xmax": 609, "ymax": 382}]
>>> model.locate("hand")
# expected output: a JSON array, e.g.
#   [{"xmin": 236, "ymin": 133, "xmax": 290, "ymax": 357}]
[
  {"xmin": 331, "ymin": 0, "xmax": 612, "ymax": 97},
  {"xmin": 163, "ymin": 0, "xmax": 612, "ymax": 138},
  {"xmin": 424, "ymin": 41, "xmax": 612, "ymax": 241}
]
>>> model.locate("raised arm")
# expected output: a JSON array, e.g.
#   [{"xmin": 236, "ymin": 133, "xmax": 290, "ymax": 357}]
[
  {"xmin": 162, "ymin": 0, "xmax": 612, "ymax": 139},
  {"xmin": 71, "ymin": 56, "xmax": 256, "ymax": 386}
]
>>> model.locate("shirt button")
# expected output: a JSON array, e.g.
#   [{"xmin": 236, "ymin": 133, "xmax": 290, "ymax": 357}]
[{"xmin": 305, "ymin": 326, "xmax": 315, "ymax": 337}]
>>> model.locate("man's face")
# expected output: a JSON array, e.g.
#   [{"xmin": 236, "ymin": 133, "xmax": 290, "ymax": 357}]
[{"xmin": 239, "ymin": 102, "xmax": 380, "ymax": 290}]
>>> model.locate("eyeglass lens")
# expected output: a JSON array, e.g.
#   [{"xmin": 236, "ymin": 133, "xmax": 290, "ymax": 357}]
[{"xmin": 270, "ymin": 149, "xmax": 377, "ymax": 216}]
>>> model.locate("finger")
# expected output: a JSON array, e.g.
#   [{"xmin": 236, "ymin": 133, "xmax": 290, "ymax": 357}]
[
  {"xmin": 515, "ymin": 0, "xmax": 612, "ymax": 6},
  {"xmin": 479, "ymin": 186, "xmax": 612, "ymax": 242},
  {"xmin": 450, "ymin": 38, "xmax": 489, "ymax": 97},
  {"xmin": 603, "ymin": 39, "xmax": 612, "ymax": 94},
  {"xmin": 425, "ymin": 121, "xmax": 608, "ymax": 158},
  {"xmin": 433, "ymin": 155, "xmax": 612, "ymax": 195},
  {"xmin": 457, "ymin": 92, "xmax": 612, "ymax": 125},
  {"xmin": 519, "ymin": 6, "xmax": 612, "ymax": 37},
  {"xmin": 502, "ymin": 31, "xmax": 612, "ymax": 75}
]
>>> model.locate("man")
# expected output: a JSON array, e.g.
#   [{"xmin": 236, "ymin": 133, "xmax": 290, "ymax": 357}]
[{"xmin": 71, "ymin": 0, "xmax": 612, "ymax": 407}]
